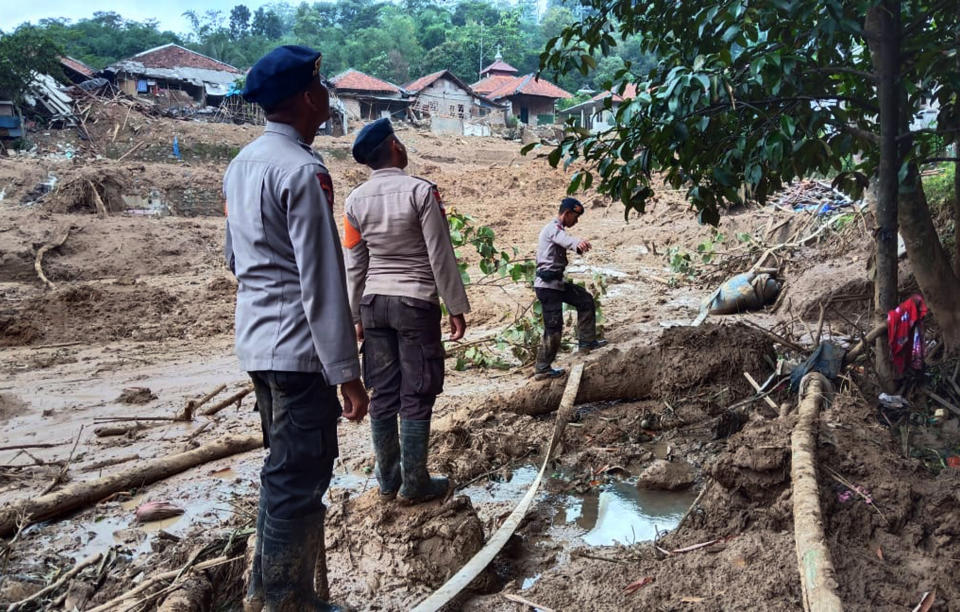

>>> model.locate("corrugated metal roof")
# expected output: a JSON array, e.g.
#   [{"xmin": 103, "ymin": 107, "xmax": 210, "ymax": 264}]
[{"xmin": 331, "ymin": 69, "xmax": 401, "ymax": 94}]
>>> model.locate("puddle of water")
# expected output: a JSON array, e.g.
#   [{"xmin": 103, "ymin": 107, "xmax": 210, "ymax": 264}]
[
  {"xmin": 576, "ymin": 482, "xmax": 693, "ymax": 546},
  {"xmin": 462, "ymin": 464, "xmax": 696, "ymax": 548}
]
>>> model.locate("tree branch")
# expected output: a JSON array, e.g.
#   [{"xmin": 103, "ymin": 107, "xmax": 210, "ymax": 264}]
[
  {"xmin": 807, "ymin": 66, "xmax": 876, "ymax": 81},
  {"xmin": 899, "ymin": 127, "xmax": 960, "ymax": 141}
]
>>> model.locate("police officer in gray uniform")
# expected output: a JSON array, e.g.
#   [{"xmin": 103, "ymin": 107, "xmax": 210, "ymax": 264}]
[
  {"xmin": 534, "ymin": 197, "xmax": 607, "ymax": 379},
  {"xmin": 342, "ymin": 119, "xmax": 469, "ymax": 505},
  {"xmin": 224, "ymin": 45, "xmax": 368, "ymax": 612}
]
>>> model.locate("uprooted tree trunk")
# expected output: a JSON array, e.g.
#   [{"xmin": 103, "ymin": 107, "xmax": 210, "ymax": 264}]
[
  {"xmin": 0, "ymin": 434, "xmax": 262, "ymax": 537},
  {"xmin": 792, "ymin": 374, "xmax": 843, "ymax": 612}
]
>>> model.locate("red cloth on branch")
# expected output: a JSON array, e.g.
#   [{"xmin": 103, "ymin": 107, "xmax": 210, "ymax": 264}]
[{"xmin": 887, "ymin": 294, "xmax": 928, "ymax": 376}]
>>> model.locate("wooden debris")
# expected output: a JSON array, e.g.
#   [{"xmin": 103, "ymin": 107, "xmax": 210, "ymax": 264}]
[
  {"xmin": 80, "ymin": 454, "xmax": 138, "ymax": 473},
  {"xmin": 34, "ymin": 228, "xmax": 71, "ymax": 290},
  {"xmin": 0, "ymin": 434, "xmax": 261, "ymax": 537},
  {"xmin": 87, "ymin": 180, "xmax": 108, "ymax": 218},
  {"xmin": 181, "ymin": 384, "xmax": 227, "ymax": 420},
  {"xmin": 624, "ymin": 576, "xmax": 655, "ymax": 595},
  {"xmin": 502, "ymin": 593, "xmax": 556, "ymax": 612},
  {"xmin": 912, "ymin": 590, "xmax": 935, "ymax": 612},
  {"xmin": 744, "ymin": 371, "xmax": 779, "ymax": 409},
  {"xmin": 201, "ymin": 386, "xmax": 254, "ymax": 416},
  {"xmin": 6, "ymin": 552, "xmax": 103, "ymax": 611}
]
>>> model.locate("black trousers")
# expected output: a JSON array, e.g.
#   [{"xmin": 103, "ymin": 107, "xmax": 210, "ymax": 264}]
[
  {"xmin": 360, "ymin": 294, "xmax": 445, "ymax": 421},
  {"xmin": 535, "ymin": 282, "xmax": 597, "ymax": 340},
  {"xmin": 249, "ymin": 371, "xmax": 340, "ymax": 520}
]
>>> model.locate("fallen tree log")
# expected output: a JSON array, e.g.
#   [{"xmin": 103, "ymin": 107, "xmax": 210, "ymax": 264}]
[
  {"xmin": 0, "ymin": 434, "xmax": 261, "ymax": 538},
  {"xmin": 497, "ymin": 324, "xmax": 774, "ymax": 416},
  {"xmin": 842, "ymin": 323, "xmax": 886, "ymax": 365},
  {"xmin": 791, "ymin": 373, "xmax": 843, "ymax": 612}
]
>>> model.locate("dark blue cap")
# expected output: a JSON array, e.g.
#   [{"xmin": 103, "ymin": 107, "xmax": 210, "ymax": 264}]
[
  {"xmin": 352, "ymin": 118, "xmax": 395, "ymax": 164},
  {"xmin": 243, "ymin": 45, "xmax": 323, "ymax": 109},
  {"xmin": 560, "ymin": 197, "xmax": 584, "ymax": 215}
]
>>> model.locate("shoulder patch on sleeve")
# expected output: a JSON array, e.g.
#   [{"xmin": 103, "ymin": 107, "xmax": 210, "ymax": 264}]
[
  {"xmin": 343, "ymin": 214, "xmax": 362, "ymax": 249},
  {"xmin": 316, "ymin": 171, "xmax": 334, "ymax": 209}
]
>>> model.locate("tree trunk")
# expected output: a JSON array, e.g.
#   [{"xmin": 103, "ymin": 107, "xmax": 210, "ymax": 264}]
[
  {"xmin": 954, "ymin": 134, "xmax": 960, "ymax": 274},
  {"xmin": 865, "ymin": 2, "xmax": 901, "ymax": 390},
  {"xmin": 899, "ymin": 165, "xmax": 960, "ymax": 350},
  {"xmin": 0, "ymin": 434, "xmax": 262, "ymax": 538}
]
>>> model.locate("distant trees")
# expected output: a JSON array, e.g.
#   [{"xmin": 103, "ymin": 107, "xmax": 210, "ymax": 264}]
[
  {"xmin": 0, "ymin": 26, "xmax": 63, "ymax": 102},
  {"xmin": 22, "ymin": 0, "xmax": 653, "ymax": 92}
]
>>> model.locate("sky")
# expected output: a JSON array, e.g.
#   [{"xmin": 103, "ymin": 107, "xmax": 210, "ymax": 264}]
[{"xmin": 2, "ymin": 0, "xmax": 278, "ymax": 34}]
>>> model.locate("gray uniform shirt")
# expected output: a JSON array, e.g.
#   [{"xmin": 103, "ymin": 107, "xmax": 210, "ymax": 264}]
[
  {"xmin": 223, "ymin": 121, "xmax": 360, "ymax": 385},
  {"xmin": 534, "ymin": 218, "xmax": 581, "ymax": 290},
  {"xmin": 342, "ymin": 168, "xmax": 470, "ymax": 323}
]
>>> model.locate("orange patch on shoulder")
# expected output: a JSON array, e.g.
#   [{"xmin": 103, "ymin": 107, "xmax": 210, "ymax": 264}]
[{"xmin": 343, "ymin": 214, "xmax": 362, "ymax": 249}]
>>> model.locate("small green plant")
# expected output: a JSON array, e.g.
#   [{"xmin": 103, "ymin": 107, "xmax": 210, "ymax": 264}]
[
  {"xmin": 666, "ymin": 246, "xmax": 694, "ymax": 276},
  {"xmin": 448, "ymin": 212, "xmax": 536, "ymax": 286},
  {"xmin": 695, "ymin": 230, "xmax": 725, "ymax": 264}
]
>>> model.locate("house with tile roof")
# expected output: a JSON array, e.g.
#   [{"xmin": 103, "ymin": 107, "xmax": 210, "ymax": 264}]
[
  {"xmin": 330, "ymin": 69, "xmax": 410, "ymax": 121},
  {"xmin": 101, "ymin": 44, "xmax": 242, "ymax": 107},
  {"xmin": 58, "ymin": 57, "xmax": 96, "ymax": 85},
  {"xmin": 558, "ymin": 84, "xmax": 640, "ymax": 133},
  {"xmin": 471, "ymin": 51, "xmax": 572, "ymax": 126},
  {"xmin": 403, "ymin": 70, "xmax": 506, "ymax": 132}
]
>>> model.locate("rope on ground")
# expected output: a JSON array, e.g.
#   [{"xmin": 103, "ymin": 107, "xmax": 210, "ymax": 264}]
[
  {"xmin": 410, "ymin": 363, "xmax": 584, "ymax": 612},
  {"xmin": 792, "ymin": 373, "xmax": 843, "ymax": 612}
]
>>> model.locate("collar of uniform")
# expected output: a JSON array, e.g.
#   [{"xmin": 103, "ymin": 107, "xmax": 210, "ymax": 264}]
[
  {"xmin": 369, "ymin": 167, "xmax": 407, "ymax": 179},
  {"xmin": 264, "ymin": 121, "xmax": 303, "ymax": 142}
]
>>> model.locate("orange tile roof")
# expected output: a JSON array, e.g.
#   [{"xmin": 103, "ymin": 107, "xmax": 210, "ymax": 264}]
[
  {"xmin": 480, "ymin": 59, "xmax": 518, "ymax": 76},
  {"xmin": 590, "ymin": 83, "xmax": 639, "ymax": 103},
  {"xmin": 131, "ymin": 44, "xmax": 241, "ymax": 74},
  {"xmin": 331, "ymin": 69, "xmax": 401, "ymax": 94},
  {"xmin": 404, "ymin": 70, "xmax": 446, "ymax": 93},
  {"xmin": 59, "ymin": 56, "xmax": 95, "ymax": 78},
  {"xmin": 473, "ymin": 74, "xmax": 572, "ymax": 100}
]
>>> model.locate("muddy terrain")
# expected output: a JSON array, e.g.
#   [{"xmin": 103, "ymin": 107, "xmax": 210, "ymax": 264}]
[{"xmin": 1, "ymin": 104, "xmax": 958, "ymax": 611}]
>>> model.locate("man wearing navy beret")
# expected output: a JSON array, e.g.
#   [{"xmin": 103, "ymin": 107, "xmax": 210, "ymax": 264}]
[
  {"xmin": 223, "ymin": 45, "xmax": 367, "ymax": 612},
  {"xmin": 342, "ymin": 119, "xmax": 470, "ymax": 505}
]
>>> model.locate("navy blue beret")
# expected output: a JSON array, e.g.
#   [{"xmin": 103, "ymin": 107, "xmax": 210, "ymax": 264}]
[
  {"xmin": 352, "ymin": 118, "xmax": 395, "ymax": 164},
  {"xmin": 243, "ymin": 45, "xmax": 323, "ymax": 108},
  {"xmin": 560, "ymin": 197, "xmax": 585, "ymax": 215}
]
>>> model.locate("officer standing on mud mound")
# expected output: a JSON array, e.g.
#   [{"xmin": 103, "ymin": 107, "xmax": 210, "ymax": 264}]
[
  {"xmin": 223, "ymin": 45, "xmax": 368, "ymax": 612},
  {"xmin": 342, "ymin": 118, "xmax": 470, "ymax": 505},
  {"xmin": 533, "ymin": 197, "xmax": 607, "ymax": 380}
]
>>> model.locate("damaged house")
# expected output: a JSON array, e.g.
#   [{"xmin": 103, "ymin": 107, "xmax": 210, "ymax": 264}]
[
  {"xmin": 329, "ymin": 69, "xmax": 410, "ymax": 121},
  {"xmin": 558, "ymin": 84, "xmax": 639, "ymax": 133},
  {"xmin": 471, "ymin": 52, "xmax": 572, "ymax": 126},
  {"xmin": 101, "ymin": 44, "xmax": 242, "ymax": 109},
  {"xmin": 403, "ymin": 70, "xmax": 506, "ymax": 134}
]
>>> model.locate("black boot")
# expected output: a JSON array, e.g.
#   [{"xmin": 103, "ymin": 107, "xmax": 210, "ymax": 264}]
[
  {"xmin": 398, "ymin": 419, "xmax": 449, "ymax": 505},
  {"xmin": 243, "ymin": 494, "xmax": 267, "ymax": 612},
  {"xmin": 370, "ymin": 415, "xmax": 401, "ymax": 499},
  {"xmin": 534, "ymin": 332, "xmax": 565, "ymax": 380},
  {"xmin": 261, "ymin": 510, "xmax": 342, "ymax": 612},
  {"xmin": 578, "ymin": 339, "xmax": 608, "ymax": 352}
]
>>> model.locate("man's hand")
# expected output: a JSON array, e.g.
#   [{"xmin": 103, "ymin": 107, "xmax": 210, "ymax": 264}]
[
  {"xmin": 340, "ymin": 378, "xmax": 369, "ymax": 422},
  {"xmin": 577, "ymin": 240, "xmax": 592, "ymax": 254},
  {"xmin": 355, "ymin": 322, "xmax": 364, "ymax": 343},
  {"xmin": 448, "ymin": 313, "xmax": 467, "ymax": 341}
]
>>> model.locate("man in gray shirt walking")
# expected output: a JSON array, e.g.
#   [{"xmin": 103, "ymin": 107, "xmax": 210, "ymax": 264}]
[
  {"xmin": 224, "ymin": 45, "xmax": 367, "ymax": 612},
  {"xmin": 534, "ymin": 197, "xmax": 607, "ymax": 379}
]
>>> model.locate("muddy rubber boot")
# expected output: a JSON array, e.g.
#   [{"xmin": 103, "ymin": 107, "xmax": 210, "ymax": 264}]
[
  {"xmin": 534, "ymin": 332, "xmax": 565, "ymax": 380},
  {"xmin": 243, "ymin": 494, "xmax": 267, "ymax": 612},
  {"xmin": 398, "ymin": 419, "xmax": 449, "ymax": 505},
  {"xmin": 261, "ymin": 511, "xmax": 343, "ymax": 612},
  {"xmin": 370, "ymin": 415, "xmax": 402, "ymax": 499}
]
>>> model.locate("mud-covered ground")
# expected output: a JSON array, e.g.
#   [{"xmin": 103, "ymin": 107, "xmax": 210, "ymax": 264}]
[{"xmin": 1, "ymin": 104, "xmax": 958, "ymax": 611}]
